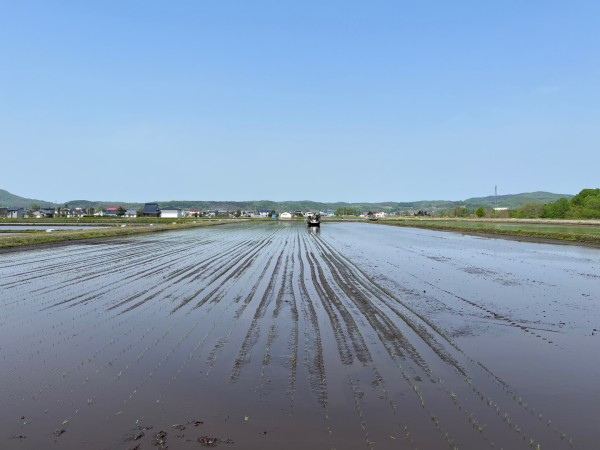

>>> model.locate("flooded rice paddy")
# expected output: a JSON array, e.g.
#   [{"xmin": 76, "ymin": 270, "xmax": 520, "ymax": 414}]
[{"xmin": 0, "ymin": 221, "xmax": 598, "ymax": 449}]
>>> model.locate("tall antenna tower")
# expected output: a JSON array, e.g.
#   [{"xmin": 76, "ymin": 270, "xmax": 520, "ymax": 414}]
[{"xmin": 494, "ymin": 186, "xmax": 497, "ymax": 209}]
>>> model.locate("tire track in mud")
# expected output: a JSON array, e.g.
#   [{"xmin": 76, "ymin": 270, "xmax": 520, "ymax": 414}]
[
  {"xmin": 107, "ymin": 238, "xmax": 256, "ymax": 313},
  {"xmin": 283, "ymin": 241, "xmax": 300, "ymax": 411},
  {"xmin": 0, "ymin": 237, "xmax": 232, "ymax": 349},
  {"xmin": 311, "ymin": 227, "xmax": 580, "ymax": 450},
  {"xmin": 300, "ymin": 230, "xmax": 576, "ymax": 445},
  {"xmin": 1, "ymin": 230, "xmax": 264, "ymax": 388},
  {"xmin": 304, "ymin": 248, "xmax": 360, "ymax": 365},
  {"xmin": 230, "ymin": 244, "xmax": 285, "ymax": 382},
  {"xmin": 315, "ymin": 235, "xmax": 464, "ymax": 364},
  {"xmin": 202, "ymin": 232, "xmax": 289, "ymax": 382},
  {"xmin": 0, "ymin": 239, "xmax": 172, "ymax": 290},
  {"xmin": 408, "ymin": 273, "xmax": 562, "ymax": 346},
  {"xmin": 295, "ymin": 234, "xmax": 328, "ymax": 409},
  {"xmin": 175, "ymin": 229, "xmax": 283, "ymax": 314},
  {"xmin": 303, "ymin": 233, "xmax": 466, "ymax": 448}
]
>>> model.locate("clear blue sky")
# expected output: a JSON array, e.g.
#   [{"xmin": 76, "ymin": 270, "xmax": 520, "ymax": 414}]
[{"xmin": 1, "ymin": 1, "xmax": 599, "ymax": 203}]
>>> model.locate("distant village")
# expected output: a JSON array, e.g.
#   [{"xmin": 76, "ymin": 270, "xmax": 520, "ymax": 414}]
[{"xmin": 0, "ymin": 203, "xmax": 404, "ymax": 220}]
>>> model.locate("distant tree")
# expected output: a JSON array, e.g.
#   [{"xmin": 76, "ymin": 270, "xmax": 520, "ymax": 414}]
[
  {"xmin": 450, "ymin": 205, "xmax": 470, "ymax": 217},
  {"xmin": 542, "ymin": 198, "xmax": 571, "ymax": 218},
  {"xmin": 475, "ymin": 207, "xmax": 485, "ymax": 218},
  {"xmin": 235, "ymin": 209, "xmax": 241, "ymax": 218},
  {"xmin": 116, "ymin": 206, "xmax": 126, "ymax": 217},
  {"xmin": 571, "ymin": 188, "xmax": 600, "ymax": 207},
  {"xmin": 335, "ymin": 207, "xmax": 359, "ymax": 216},
  {"xmin": 136, "ymin": 208, "xmax": 144, "ymax": 217},
  {"xmin": 567, "ymin": 188, "xmax": 600, "ymax": 218},
  {"xmin": 514, "ymin": 202, "xmax": 544, "ymax": 218},
  {"xmin": 31, "ymin": 203, "xmax": 40, "ymax": 210}
]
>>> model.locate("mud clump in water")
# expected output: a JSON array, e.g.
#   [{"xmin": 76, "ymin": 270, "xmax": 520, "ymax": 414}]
[
  {"xmin": 197, "ymin": 435, "xmax": 219, "ymax": 446},
  {"xmin": 131, "ymin": 430, "xmax": 145, "ymax": 441},
  {"xmin": 152, "ymin": 430, "xmax": 168, "ymax": 449}
]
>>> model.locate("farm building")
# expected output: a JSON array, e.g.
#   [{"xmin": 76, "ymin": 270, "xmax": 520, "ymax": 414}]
[{"xmin": 280, "ymin": 212, "xmax": 293, "ymax": 220}]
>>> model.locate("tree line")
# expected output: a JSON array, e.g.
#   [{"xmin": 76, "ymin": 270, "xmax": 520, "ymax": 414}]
[
  {"xmin": 435, "ymin": 189, "xmax": 600, "ymax": 220},
  {"xmin": 511, "ymin": 188, "xmax": 600, "ymax": 219}
]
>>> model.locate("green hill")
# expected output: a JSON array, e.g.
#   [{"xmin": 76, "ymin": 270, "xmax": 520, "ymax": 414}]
[
  {"xmin": 64, "ymin": 193, "xmax": 574, "ymax": 213},
  {"xmin": 463, "ymin": 191, "xmax": 573, "ymax": 209},
  {"xmin": 0, "ymin": 189, "xmax": 54, "ymax": 208}
]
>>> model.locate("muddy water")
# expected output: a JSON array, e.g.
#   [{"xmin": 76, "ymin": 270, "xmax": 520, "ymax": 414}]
[{"xmin": 0, "ymin": 221, "xmax": 598, "ymax": 449}]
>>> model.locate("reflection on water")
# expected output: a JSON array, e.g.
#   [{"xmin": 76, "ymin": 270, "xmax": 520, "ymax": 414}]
[{"xmin": 307, "ymin": 226, "xmax": 320, "ymax": 235}]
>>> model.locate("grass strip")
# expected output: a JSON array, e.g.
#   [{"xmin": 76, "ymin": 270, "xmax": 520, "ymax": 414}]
[
  {"xmin": 0, "ymin": 221, "xmax": 231, "ymax": 249},
  {"xmin": 373, "ymin": 219, "xmax": 600, "ymax": 246}
]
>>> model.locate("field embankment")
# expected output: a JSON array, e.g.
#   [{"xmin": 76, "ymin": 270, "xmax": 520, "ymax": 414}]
[
  {"xmin": 373, "ymin": 217, "xmax": 600, "ymax": 246},
  {"xmin": 0, "ymin": 219, "xmax": 235, "ymax": 249}
]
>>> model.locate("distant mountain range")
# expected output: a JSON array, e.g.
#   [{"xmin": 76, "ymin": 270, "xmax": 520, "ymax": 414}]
[{"xmin": 1, "ymin": 188, "xmax": 573, "ymax": 212}]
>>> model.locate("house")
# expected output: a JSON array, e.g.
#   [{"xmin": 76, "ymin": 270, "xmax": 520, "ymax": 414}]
[
  {"xmin": 280, "ymin": 212, "xmax": 293, "ymax": 220},
  {"xmin": 374, "ymin": 211, "xmax": 386, "ymax": 219},
  {"xmin": 103, "ymin": 207, "xmax": 119, "ymax": 216},
  {"xmin": 7, "ymin": 207, "xmax": 25, "ymax": 218},
  {"xmin": 30, "ymin": 208, "xmax": 55, "ymax": 219},
  {"xmin": 142, "ymin": 203, "xmax": 161, "ymax": 217},
  {"xmin": 161, "ymin": 206, "xmax": 183, "ymax": 218},
  {"xmin": 125, "ymin": 208, "xmax": 137, "ymax": 218},
  {"xmin": 186, "ymin": 208, "xmax": 203, "ymax": 217}
]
